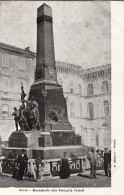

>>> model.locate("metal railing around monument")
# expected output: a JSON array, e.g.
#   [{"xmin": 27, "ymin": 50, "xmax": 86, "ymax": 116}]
[
  {"xmin": 0, "ymin": 156, "xmax": 104, "ymax": 179},
  {"xmin": 49, "ymin": 157, "xmax": 104, "ymax": 176}
]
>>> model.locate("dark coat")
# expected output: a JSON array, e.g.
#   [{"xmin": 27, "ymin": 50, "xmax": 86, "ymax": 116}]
[
  {"xmin": 60, "ymin": 156, "xmax": 70, "ymax": 179},
  {"xmin": 104, "ymin": 152, "xmax": 111, "ymax": 165},
  {"xmin": 17, "ymin": 154, "xmax": 28, "ymax": 166},
  {"xmin": 17, "ymin": 153, "xmax": 28, "ymax": 180}
]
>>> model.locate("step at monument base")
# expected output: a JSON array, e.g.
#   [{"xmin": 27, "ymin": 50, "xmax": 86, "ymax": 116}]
[{"xmin": 2, "ymin": 145, "xmax": 91, "ymax": 160}]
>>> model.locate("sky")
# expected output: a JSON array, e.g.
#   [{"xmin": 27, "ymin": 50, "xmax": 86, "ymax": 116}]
[{"xmin": 0, "ymin": 1, "xmax": 111, "ymax": 69}]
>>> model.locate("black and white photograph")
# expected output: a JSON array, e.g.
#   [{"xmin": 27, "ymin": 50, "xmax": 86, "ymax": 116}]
[{"xmin": 0, "ymin": 0, "xmax": 123, "ymax": 190}]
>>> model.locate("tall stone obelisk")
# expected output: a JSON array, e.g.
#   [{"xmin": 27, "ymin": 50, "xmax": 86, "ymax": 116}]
[
  {"xmin": 35, "ymin": 4, "xmax": 57, "ymax": 83},
  {"xmin": 29, "ymin": 4, "xmax": 73, "ymax": 139},
  {"xmin": 3, "ymin": 4, "xmax": 89, "ymax": 160}
]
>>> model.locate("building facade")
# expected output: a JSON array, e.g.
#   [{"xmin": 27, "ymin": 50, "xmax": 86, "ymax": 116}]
[
  {"xmin": 0, "ymin": 43, "xmax": 35, "ymax": 139},
  {"xmin": 0, "ymin": 43, "xmax": 111, "ymax": 150}
]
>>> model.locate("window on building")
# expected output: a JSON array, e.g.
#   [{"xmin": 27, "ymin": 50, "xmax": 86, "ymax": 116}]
[
  {"xmin": 70, "ymin": 101, "xmax": 75, "ymax": 117},
  {"xmin": 103, "ymin": 100, "xmax": 109, "ymax": 116},
  {"xmin": 87, "ymin": 83, "xmax": 93, "ymax": 96},
  {"xmin": 96, "ymin": 134, "xmax": 99, "ymax": 147},
  {"xmin": 79, "ymin": 84, "xmax": 82, "ymax": 95},
  {"xmin": 1, "ymin": 104, "xmax": 9, "ymax": 118},
  {"xmin": 80, "ymin": 103, "xmax": 82, "ymax": 118},
  {"xmin": 19, "ymin": 59, "xmax": 26, "ymax": 71},
  {"xmin": 1, "ymin": 55, "xmax": 9, "ymax": 68},
  {"xmin": 2, "ymin": 77, "xmax": 9, "ymax": 92},
  {"xmin": 88, "ymin": 102, "xmax": 94, "ymax": 118},
  {"xmin": 70, "ymin": 81, "xmax": 74, "ymax": 94},
  {"xmin": 102, "ymin": 81, "xmax": 109, "ymax": 94}
]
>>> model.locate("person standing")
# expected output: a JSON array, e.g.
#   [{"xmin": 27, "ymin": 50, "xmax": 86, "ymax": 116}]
[
  {"xmin": 87, "ymin": 147, "xmax": 98, "ymax": 179},
  {"xmin": 17, "ymin": 149, "xmax": 28, "ymax": 180},
  {"xmin": 104, "ymin": 148, "xmax": 110, "ymax": 176},
  {"xmin": 60, "ymin": 152, "xmax": 70, "ymax": 179}
]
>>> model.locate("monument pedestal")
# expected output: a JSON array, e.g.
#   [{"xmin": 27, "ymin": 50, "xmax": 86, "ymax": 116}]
[
  {"xmin": 2, "ymin": 145, "xmax": 90, "ymax": 160},
  {"xmin": 2, "ymin": 130, "xmax": 89, "ymax": 160},
  {"xmin": 8, "ymin": 131, "xmax": 41, "ymax": 148}
]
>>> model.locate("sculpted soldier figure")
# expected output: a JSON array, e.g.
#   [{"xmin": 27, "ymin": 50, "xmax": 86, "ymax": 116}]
[
  {"xmin": 12, "ymin": 107, "xmax": 20, "ymax": 131},
  {"xmin": 19, "ymin": 105, "xmax": 29, "ymax": 131},
  {"xmin": 30, "ymin": 96, "xmax": 38, "ymax": 108},
  {"xmin": 29, "ymin": 103, "xmax": 40, "ymax": 130},
  {"xmin": 12, "ymin": 84, "xmax": 40, "ymax": 131},
  {"xmin": 21, "ymin": 84, "xmax": 26, "ymax": 102}
]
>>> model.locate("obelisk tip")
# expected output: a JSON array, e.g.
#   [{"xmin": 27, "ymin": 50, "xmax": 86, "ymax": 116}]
[{"xmin": 37, "ymin": 3, "xmax": 52, "ymax": 17}]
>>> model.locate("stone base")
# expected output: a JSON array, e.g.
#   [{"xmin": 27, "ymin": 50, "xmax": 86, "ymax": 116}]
[
  {"xmin": 32, "ymin": 145, "xmax": 91, "ymax": 159},
  {"xmin": 38, "ymin": 132, "xmax": 53, "ymax": 147},
  {"xmin": 5, "ymin": 129, "xmax": 84, "ymax": 160},
  {"xmin": 8, "ymin": 131, "xmax": 41, "ymax": 148},
  {"xmin": 51, "ymin": 130, "xmax": 81, "ymax": 146},
  {"xmin": 8, "ymin": 129, "xmax": 81, "ymax": 148},
  {"xmin": 2, "ymin": 145, "xmax": 91, "ymax": 160}
]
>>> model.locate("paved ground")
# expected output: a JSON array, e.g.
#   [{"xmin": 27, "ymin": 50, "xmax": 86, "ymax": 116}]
[{"xmin": 0, "ymin": 171, "xmax": 111, "ymax": 188}]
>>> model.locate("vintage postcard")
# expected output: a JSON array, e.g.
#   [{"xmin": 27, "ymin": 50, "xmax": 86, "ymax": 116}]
[{"xmin": 0, "ymin": 0, "xmax": 124, "ymax": 194}]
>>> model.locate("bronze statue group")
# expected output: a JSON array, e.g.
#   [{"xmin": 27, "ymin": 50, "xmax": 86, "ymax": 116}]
[{"xmin": 12, "ymin": 85, "xmax": 40, "ymax": 131}]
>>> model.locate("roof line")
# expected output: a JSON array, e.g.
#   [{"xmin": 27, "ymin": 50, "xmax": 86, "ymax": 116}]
[{"xmin": 0, "ymin": 42, "xmax": 35, "ymax": 56}]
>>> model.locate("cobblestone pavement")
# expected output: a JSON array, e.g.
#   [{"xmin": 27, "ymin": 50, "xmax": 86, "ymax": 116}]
[{"xmin": 0, "ymin": 171, "xmax": 111, "ymax": 188}]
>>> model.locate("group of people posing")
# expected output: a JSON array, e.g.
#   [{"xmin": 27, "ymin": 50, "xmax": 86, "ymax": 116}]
[
  {"xmin": 5, "ymin": 147, "xmax": 111, "ymax": 181},
  {"xmin": 59, "ymin": 147, "xmax": 111, "ymax": 179},
  {"xmin": 6, "ymin": 149, "xmax": 28, "ymax": 181}
]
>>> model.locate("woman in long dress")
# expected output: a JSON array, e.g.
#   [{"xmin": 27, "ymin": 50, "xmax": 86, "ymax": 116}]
[{"xmin": 60, "ymin": 152, "xmax": 70, "ymax": 179}]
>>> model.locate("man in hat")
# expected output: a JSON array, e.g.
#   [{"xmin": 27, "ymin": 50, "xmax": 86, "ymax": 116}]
[
  {"xmin": 87, "ymin": 147, "xmax": 98, "ymax": 179},
  {"xmin": 17, "ymin": 149, "xmax": 28, "ymax": 180}
]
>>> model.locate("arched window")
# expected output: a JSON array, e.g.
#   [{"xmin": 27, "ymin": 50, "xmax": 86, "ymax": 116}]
[
  {"xmin": 87, "ymin": 83, "xmax": 93, "ymax": 96},
  {"xmin": 79, "ymin": 84, "xmax": 82, "ymax": 95},
  {"xmin": 19, "ymin": 59, "xmax": 26, "ymax": 71},
  {"xmin": 70, "ymin": 81, "xmax": 74, "ymax": 94},
  {"xmin": 88, "ymin": 102, "xmax": 94, "ymax": 118},
  {"xmin": 103, "ymin": 100, "xmax": 109, "ymax": 116},
  {"xmin": 58, "ymin": 78, "xmax": 63, "ymax": 86},
  {"xmin": 2, "ymin": 76, "xmax": 9, "ymax": 92},
  {"xmin": 80, "ymin": 103, "xmax": 82, "ymax": 118},
  {"xmin": 70, "ymin": 101, "xmax": 75, "ymax": 117},
  {"xmin": 102, "ymin": 81, "xmax": 109, "ymax": 94},
  {"xmin": 2, "ymin": 55, "xmax": 9, "ymax": 68},
  {"xmin": 1, "ymin": 104, "xmax": 9, "ymax": 118}
]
